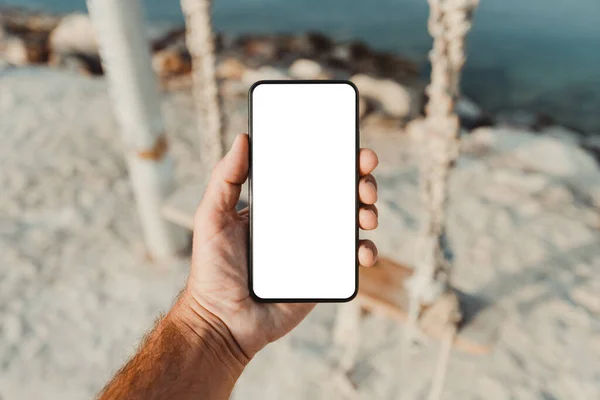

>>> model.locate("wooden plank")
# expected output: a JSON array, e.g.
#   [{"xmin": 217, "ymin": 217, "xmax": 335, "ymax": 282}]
[
  {"xmin": 161, "ymin": 182, "xmax": 248, "ymax": 230},
  {"xmin": 357, "ymin": 257, "xmax": 503, "ymax": 355}
]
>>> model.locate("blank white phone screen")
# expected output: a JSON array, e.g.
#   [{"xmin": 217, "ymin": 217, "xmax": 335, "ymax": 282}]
[{"xmin": 250, "ymin": 82, "xmax": 357, "ymax": 301}]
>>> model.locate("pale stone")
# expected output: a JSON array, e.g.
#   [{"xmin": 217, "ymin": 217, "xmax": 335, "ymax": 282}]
[
  {"xmin": 0, "ymin": 35, "xmax": 28, "ymax": 65},
  {"xmin": 242, "ymin": 66, "xmax": 289, "ymax": 85},
  {"xmin": 469, "ymin": 127, "xmax": 597, "ymax": 178},
  {"xmin": 540, "ymin": 126, "xmax": 582, "ymax": 145},
  {"xmin": 49, "ymin": 13, "xmax": 98, "ymax": 58},
  {"xmin": 351, "ymin": 74, "xmax": 415, "ymax": 119},
  {"xmin": 152, "ymin": 49, "xmax": 191, "ymax": 78},
  {"xmin": 288, "ymin": 58, "xmax": 331, "ymax": 79},
  {"xmin": 216, "ymin": 57, "xmax": 246, "ymax": 80}
]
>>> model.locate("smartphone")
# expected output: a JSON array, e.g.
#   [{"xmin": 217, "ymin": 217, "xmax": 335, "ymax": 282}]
[{"xmin": 249, "ymin": 80, "xmax": 359, "ymax": 302}]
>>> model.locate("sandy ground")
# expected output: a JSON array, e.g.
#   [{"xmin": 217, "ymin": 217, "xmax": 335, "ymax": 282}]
[{"xmin": 1, "ymin": 68, "xmax": 600, "ymax": 399}]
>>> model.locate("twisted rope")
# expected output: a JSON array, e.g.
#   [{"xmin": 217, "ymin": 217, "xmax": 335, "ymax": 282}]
[
  {"xmin": 404, "ymin": 1, "xmax": 478, "ymax": 398},
  {"xmin": 181, "ymin": 0, "xmax": 225, "ymax": 177},
  {"xmin": 409, "ymin": 0, "xmax": 478, "ymax": 315}
]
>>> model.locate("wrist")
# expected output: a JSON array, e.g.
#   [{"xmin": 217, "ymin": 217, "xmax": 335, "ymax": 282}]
[{"xmin": 168, "ymin": 290, "xmax": 250, "ymax": 378}]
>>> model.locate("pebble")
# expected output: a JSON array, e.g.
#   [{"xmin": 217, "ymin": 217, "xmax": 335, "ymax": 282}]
[
  {"xmin": 283, "ymin": 32, "xmax": 333, "ymax": 58},
  {"xmin": 216, "ymin": 57, "xmax": 247, "ymax": 80},
  {"xmin": 239, "ymin": 36, "xmax": 278, "ymax": 60},
  {"xmin": 0, "ymin": 34, "xmax": 28, "ymax": 65},
  {"xmin": 242, "ymin": 65, "xmax": 288, "ymax": 85},
  {"xmin": 351, "ymin": 74, "xmax": 415, "ymax": 119},
  {"xmin": 48, "ymin": 13, "xmax": 98, "ymax": 59},
  {"xmin": 152, "ymin": 48, "xmax": 191, "ymax": 78},
  {"xmin": 372, "ymin": 52, "xmax": 419, "ymax": 81},
  {"xmin": 332, "ymin": 41, "xmax": 371, "ymax": 64},
  {"xmin": 288, "ymin": 58, "xmax": 331, "ymax": 79}
]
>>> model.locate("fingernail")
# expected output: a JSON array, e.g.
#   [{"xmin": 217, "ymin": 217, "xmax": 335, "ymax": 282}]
[{"xmin": 227, "ymin": 134, "xmax": 245, "ymax": 156}]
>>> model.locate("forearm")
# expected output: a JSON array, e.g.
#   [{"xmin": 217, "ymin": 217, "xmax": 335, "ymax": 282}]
[{"xmin": 97, "ymin": 293, "xmax": 249, "ymax": 400}]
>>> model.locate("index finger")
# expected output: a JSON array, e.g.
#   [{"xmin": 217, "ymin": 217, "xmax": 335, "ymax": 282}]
[{"xmin": 359, "ymin": 148, "xmax": 378, "ymax": 176}]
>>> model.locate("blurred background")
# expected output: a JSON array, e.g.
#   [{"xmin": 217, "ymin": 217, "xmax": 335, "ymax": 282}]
[
  {"xmin": 4, "ymin": 0, "xmax": 600, "ymax": 131},
  {"xmin": 1, "ymin": 0, "xmax": 599, "ymax": 399}
]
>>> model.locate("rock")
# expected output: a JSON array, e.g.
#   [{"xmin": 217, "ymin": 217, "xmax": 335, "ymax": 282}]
[
  {"xmin": 0, "ymin": 34, "xmax": 28, "ymax": 65},
  {"xmin": 329, "ymin": 41, "xmax": 418, "ymax": 83},
  {"xmin": 216, "ymin": 57, "xmax": 247, "ymax": 80},
  {"xmin": 0, "ymin": 10, "xmax": 58, "ymax": 64},
  {"xmin": 239, "ymin": 36, "xmax": 278, "ymax": 61},
  {"xmin": 48, "ymin": 52, "xmax": 95, "ymax": 75},
  {"xmin": 283, "ymin": 32, "xmax": 334, "ymax": 58},
  {"xmin": 468, "ymin": 127, "xmax": 598, "ymax": 178},
  {"xmin": 372, "ymin": 52, "xmax": 419, "ymax": 81},
  {"xmin": 152, "ymin": 48, "xmax": 191, "ymax": 78},
  {"xmin": 150, "ymin": 32, "xmax": 190, "ymax": 79},
  {"xmin": 48, "ymin": 13, "xmax": 98, "ymax": 59},
  {"xmin": 214, "ymin": 32, "xmax": 235, "ymax": 53},
  {"xmin": 242, "ymin": 66, "xmax": 288, "ymax": 85},
  {"xmin": 539, "ymin": 126, "xmax": 582, "ymax": 146},
  {"xmin": 332, "ymin": 41, "xmax": 371, "ymax": 64},
  {"xmin": 0, "ymin": 9, "xmax": 60, "ymax": 34},
  {"xmin": 495, "ymin": 109, "xmax": 554, "ymax": 131},
  {"xmin": 455, "ymin": 96, "xmax": 494, "ymax": 130},
  {"xmin": 351, "ymin": 74, "xmax": 416, "ymax": 119},
  {"xmin": 288, "ymin": 58, "xmax": 331, "ymax": 79},
  {"xmin": 146, "ymin": 25, "xmax": 184, "ymax": 51}
]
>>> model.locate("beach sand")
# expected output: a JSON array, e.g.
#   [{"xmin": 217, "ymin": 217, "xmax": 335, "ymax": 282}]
[{"xmin": 1, "ymin": 67, "xmax": 599, "ymax": 399}]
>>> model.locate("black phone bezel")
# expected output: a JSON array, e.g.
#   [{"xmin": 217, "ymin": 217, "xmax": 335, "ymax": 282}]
[{"xmin": 248, "ymin": 80, "xmax": 360, "ymax": 303}]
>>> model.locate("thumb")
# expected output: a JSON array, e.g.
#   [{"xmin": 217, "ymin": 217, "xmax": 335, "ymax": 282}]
[{"xmin": 202, "ymin": 134, "xmax": 249, "ymax": 213}]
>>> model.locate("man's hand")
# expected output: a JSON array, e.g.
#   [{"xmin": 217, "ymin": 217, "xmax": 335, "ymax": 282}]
[
  {"xmin": 178, "ymin": 133, "xmax": 379, "ymax": 361},
  {"xmin": 98, "ymin": 134, "xmax": 379, "ymax": 400}
]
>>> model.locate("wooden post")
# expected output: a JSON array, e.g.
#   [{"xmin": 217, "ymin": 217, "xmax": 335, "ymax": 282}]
[{"xmin": 86, "ymin": 0, "xmax": 188, "ymax": 259}]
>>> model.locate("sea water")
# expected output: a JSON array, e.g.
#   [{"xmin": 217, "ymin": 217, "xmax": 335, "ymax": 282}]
[{"xmin": 4, "ymin": 0, "xmax": 600, "ymax": 131}]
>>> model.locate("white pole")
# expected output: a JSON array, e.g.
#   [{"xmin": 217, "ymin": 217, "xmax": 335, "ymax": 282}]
[{"xmin": 86, "ymin": 0, "xmax": 188, "ymax": 260}]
